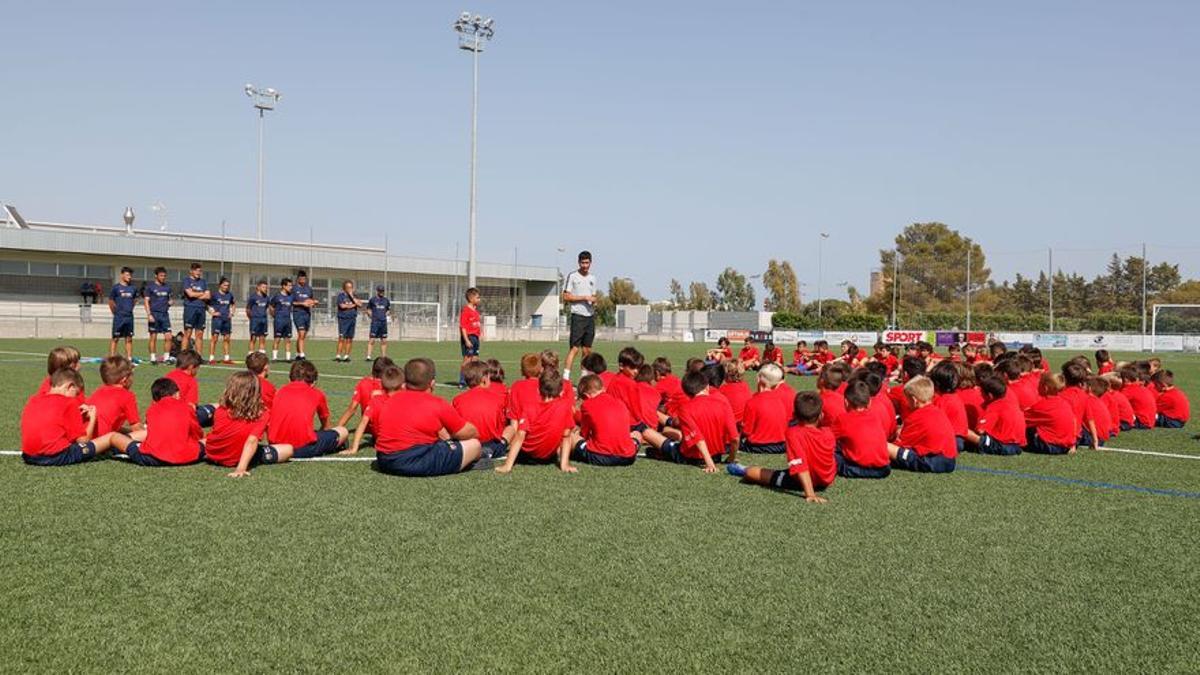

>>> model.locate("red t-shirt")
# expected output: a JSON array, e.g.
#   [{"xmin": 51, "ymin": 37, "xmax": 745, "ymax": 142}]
[
  {"xmin": 889, "ymin": 383, "xmax": 914, "ymax": 421},
  {"xmin": 204, "ymin": 407, "xmax": 269, "ymax": 467},
  {"xmin": 818, "ymin": 389, "xmax": 846, "ymax": 429},
  {"xmin": 979, "ymin": 397, "xmax": 1025, "ymax": 445},
  {"xmin": 762, "ymin": 347, "xmax": 784, "ymax": 365},
  {"xmin": 164, "ymin": 368, "xmax": 199, "ymax": 406},
  {"xmin": 869, "ymin": 390, "xmax": 898, "ymax": 440},
  {"xmin": 258, "ymin": 375, "xmax": 276, "ymax": 410},
  {"xmin": 1084, "ymin": 395, "xmax": 1113, "ymax": 443},
  {"xmin": 957, "ymin": 387, "xmax": 985, "ymax": 431},
  {"xmin": 519, "ymin": 398, "xmax": 575, "ymax": 459},
  {"xmin": 742, "ymin": 391, "xmax": 789, "ymax": 444},
  {"xmin": 1059, "ymin": 387, "xmax": 1089, "ymax": 428},
  {"xmin": 268, "ymin": 381, "xmax": 331, "ymax": 448},
  {"xmin": 834, "ymin": 408, "xmax": 890, "ymax": 467},
  {"xmin": 1100, "ymin": 390, "xmax": 1123, "ymax": 435},
  {"xmin": 1157, "ymin": 388, "xmax": 1190, "ymax": 423},
  {"xmin": 739, "ymin": 346, "xmax": 760, "ymax": 363},
  {"xmin": 1098, "ymin": 362, "xmax": 1115, "ymax": 375},
  {"xmin": 352, "ymin": 377, "xmax": 382, "ymax": 411},
  {"xmin": 679, "ymin": 394, "xmax": 739, "ymax": 460},
  {"xmin": 875, "ymin": 353, "xmax": 899, "ymax": 373},
  {"xmin": 785, "ymin": 424, "xmax": 837, "ymax": 489},
  {"xmin": 813, "ymin": 351, "xmax": 834, "ymax": 365},
  {"xmin": 655, "ymin": 374, "xmax": 685, "ymax": 417},
  {"xmin": 1012, "ymin": 375, "xmax": 1039, "ymax": 410},
  {"xmin": 773, "ymin": 382, "xmax": 797, "ymax": 414},
  {"xmin": 507, "ymin": 377, "xmax": 541, "ymax": 421},
  {"xmin": 453, "ymin": 386, "xmax": 507, "ymax": 442},
  {"xmin": 20, "ymin": 392, "xmax": 86, "ymax": 456},
  {"xmin": 633, "ymin": 381, "xmax": 661, "ymax": 428},
  {"xmin": 1124, "ymin": 382, "xmax": 1158, "ymax": 427},
  {"xmin": 37, "ymin": 376, "xmax": 86, "ymax": 403},
  {"xmin": 580, "ymin": 393, "xmax": 637, "ymax": 458},
  {"xmin": 1025, "ymin": 395, "xmax": 1079, "ymax": 447},
  {"xmin": 1109, "ymin": 389, "xmax": 1135, "ymax": 426},
  {"xmin": 718, "ymin": 381, "xmax": 752, "ymax": 423},
  {"xmin": 792, "ymin": 349, "xmax": 810, "ymax": 364},
  {"xmin": 141, "ymin": 397, "xmax": 203, "ymax": 464},
  {"xmin": 487, "ymin": 381, "xmax": 507, "ymax": 399},
  {"xmin": 933, "ymin": 393, "xmax": 968, "ymax": 437},
  {"xmin": 459, "ymin": 305, "xmax": 481, "ymax": 336},
  {"xmin": 897, "ymin": 405, "xmax": 958, "ymax": 458},
  {"xmin": 606, "ymin": 373, "xmax": 641, "ymax": 426},
  {"xmin": 367, "ymin": 389, "xmax": 468, "ymax": 453},
  {"xmin": 720, "ymin": 347, "xmax": 733, "ymax": 360},
  {"xmin": 86, "ymin": 384, "xmax": 140, "ymax": 437}
]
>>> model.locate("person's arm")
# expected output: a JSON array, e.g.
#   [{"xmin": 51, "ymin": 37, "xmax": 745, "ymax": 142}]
[
  {"xmin": 795, "ymin": 469, "xmax": 826, "ymax": 504},
  {"xmin": 144, "ymin": 293, "xmax": 154, "ymax": 321},
  {"xmin": 317, "ymin": 397, "xmax": 330, "ymax": 429},
  {"xmin": 496, "ymin": 429, "xmax": 524, "ymax": 474},
  {"xmin": 335, "ymin": 398, "xmax": 358, "ymax": 429},
  {"xmin": 450, "ymin": 421, "xmax": 478, "ymax": 441},
  {"xmin": 557, "ymin": 431, "xmax": 576, "ymax": 473},
  {"xmin": 228, "ymin": 434, "xmax": 262, "ymax": 478},
  {"xmin": 695, "ymin": 439, "xmax": 718, "ymax": 473},
  {"xmin": 344, "ymin": 422, "xmax": 370, "ymax": 456},
  {"xmin": 245, "ymin": 302, "xmax": 252, "ymax": 320},
  {"xmin": 80, "ymin": 405, "xmax": 97, "ymax": 441},
  {"xmin": 1087, "ymin": 419, "xmax": 1099, "ymax": 450}
]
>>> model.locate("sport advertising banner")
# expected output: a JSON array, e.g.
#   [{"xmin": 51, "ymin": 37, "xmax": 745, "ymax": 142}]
[
  {"xmin": 935, "ymin": 331, "xmax": 986, "ymax": 346},
  {"xmin": 1033, "ymin": 334, "xmax": 1068, "ymax": 349},
  {"xmin": 992, "ymin": 332, "xmax": 1035, "ymax": 347},
  {"xmin": 881, "ymin": 330, "xmax": 928, "ymax": 344},
  {"xmin": 823, "ymin": 331, "xmax": 879, "ymax": 345},
  {"xmin": 1066, "ymin": 334, "xmax": 1144, "ymax": 350},
  {"xmin": 704, "ymin": 330, "xmax": 727, "ymax": 342}
]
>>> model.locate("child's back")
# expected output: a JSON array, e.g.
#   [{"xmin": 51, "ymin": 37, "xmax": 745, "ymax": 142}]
[
  {"xmin": 1026, "ymin": 395, "xmax": 1078, "ymax": 448},
  {"xmin": 718, "ymin": 380, "xmax": 752, "ymax": 423},
  {"xmin": 453, "ymin": 385, "xmax": 506, "ymax": 443},
  {"xmin": 269, "ymin": 380, "xmax": 330, "ymax": 448},
  {"xmin": 21, "ymin": 392, "xmax": 85, "ymax": 457},
  {"xmin": 834, "ymin": 408, "xmax": 889, "ymax": 468},
  {"xmin": 580, "ymin": 391, "xmax": 638, "ymax": 458},
  {"xmin": 86, "ymin": 384, "xmax": 139, "ymax": 437},
  {"xmin": 140, "ymin": 397, "xmax": 203, "ymax": 464},
  {"xmin": 519, "ymin": 397, "xmax": 576, "ymax": 460},
  {"xmin": 742, "ymin": 390, "xmax": 788, "ymax": 445}
]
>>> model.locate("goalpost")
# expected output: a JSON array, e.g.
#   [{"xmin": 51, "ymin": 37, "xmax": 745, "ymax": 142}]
[
  {"xmin": 391, "ymin": 301, "xmax": 443, "ymax": 342},
  {"xmin": 1150, "ymin": 304, "xmax": 1200, "ymax": 353}
]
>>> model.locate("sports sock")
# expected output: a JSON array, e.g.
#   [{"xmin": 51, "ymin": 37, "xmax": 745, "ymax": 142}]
[
  {"xmin": 286, "ymin": 352, "xmax": 292, "ymax": 360},
  {"xmin": 149, "ymin": 352, "xmax": 155, "ymax": 362},
  {"xmin": 272, "ymin": 350, "xmax": 278, "ymax": 359},
  {"xmin": 563, "ymin": 370, "xmax": 571, "ymax": 381}
]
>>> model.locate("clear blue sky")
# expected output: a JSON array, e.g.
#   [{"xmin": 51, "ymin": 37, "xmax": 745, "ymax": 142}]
[{"xmin": 4, "ymin": 1, "xmax": 1198, "ymax": 301}]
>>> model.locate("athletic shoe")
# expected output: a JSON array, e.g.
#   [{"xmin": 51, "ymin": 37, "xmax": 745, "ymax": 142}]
[
  {"xmin": 726, "ymin": 462, "xmax": 747, "ymax": 477},
  {"xmin": 222, "ymin": 358, "xmax": 234, "ymax": 364}
]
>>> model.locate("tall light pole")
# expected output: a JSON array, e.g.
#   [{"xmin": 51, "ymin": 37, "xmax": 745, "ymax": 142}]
[
  {"xmin": 244, "ymin": 84, "xmax": 281, "ymax": 240},
  {"xmin": 817, "ymin": 232, "xmax": 830, "ymax": 323},
  {"xmin": 965, "ymin": 247, "xmax": 972, "ymax": 331},
  {"xmin": 453, "ymin": 11, "xmax": 495, "ymax": 289},
  {"xmin": 890, "ymin": 247, "xmax": 899, "ymax": 329},
  {"xmin": 1141, "ymin": 242, "xmax": 1148, "ymax": 336}
]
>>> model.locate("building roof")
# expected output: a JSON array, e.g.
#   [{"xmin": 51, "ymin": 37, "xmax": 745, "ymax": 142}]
[{"xmin": 0, "ymin": 220, "xmax": 558, "ymax": 282}]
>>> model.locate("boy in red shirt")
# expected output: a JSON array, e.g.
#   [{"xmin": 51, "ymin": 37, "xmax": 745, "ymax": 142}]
[
  {"xmin": 787, "ymin": 340, "xmax": 816, "ymax": 376},
  {"xmin": 606, "ymin": 347, "xmax": 647, "ymax": 430},
  {"xmin": 458, "ymin": 287, "xmax": 483, "ymax": 388},
  {"xmin": 1095, "ymin": 349, "xmax": 1114, "ymax": 375},
  {"xmin": 727, "ymin": 391, "xmax": 834, "ymax": 502},
  {"xmin": 21, "ymin": 369, "xmax": 122, "ymax": 465},
  {"xmin": 1059, "ymin": 362, "xmax": 1092, "ymax": 446},
  {"xmin": 1120, "ymin": 365, "xmax": 1157, "ymax": 429},
  {"xmin": 833, "ymin": 380, "xmax": 891, "ymax": 478},
  {"xmin": 873, "ymin": 342, "xmax": 899, "ymax": 377},
  {"xmin": 652, "ymin": 357, "xmax": 685, "ymax": 417},
  {"xmin": 207, "ymin": 371, "xmax": 295, "ymax": 477},
  {"xmin": 718, "ymin": 362, "xmax": 752, "ymax": 425},
  {"xmin": 955, "ymin": 364, "xmax": 985, "ymax": 431},
  {"xmin": 1092, "ymin": 376, "xmax": 1121, "ymax": 439},
  {"xmin": 572, "ymin": 374, "xmax": 640, "ymax": 466},
  {"xmin": 336, "ymin": 356, "xmax": 394, "ymax": 429},
  {"xmin": 581, "ymin": 352, "xmax": 615, "ymax": 388},
  {"xmin": 246, "ymin": 351, "xmax": 276, "ymax": 410},
  {"xmin": 740, "ymin": 363, "xmax": 789, "ymax": 454},
  {"xmin": 358, "ymin": 360, "xmax": 484, "ymax": 476},
  {"xmin": 507, "ymin": 353, "xmax": 544, "ymax": 424},
  {"xmin": 887, "ymin": 376, "xmax": 957, "ymax": 473},
  {"xmin": 816, "ymin": 366, "xmax": 847, "ymax": 430},
  {"xmin": 485, "ymin": 359, "xmax": 508, "ymax": 398},
  {"xmin": 1104, "ymin": 373, "xmax": 1136, "ymax": 431},
  {"xmin": 496, "ymin": 369, "xmax": 577, "ymax": 474},
  {"xmin": 122, "ymin": 378, "xmax": 205, "ymax": 466},
  {"xmin": 164, "ymin": 349, "xmax": 216, "ymax": 427},
  {"xmin": 964, "ymin": 376, "xmax": 1025, "ymax": 455},
  {"xmin": 1082, "ymin": 377, "xmax": 1114, "ymax": 449},
  {"xmin": 859, "ymin": 366, "xmax": 897, "ymax": 441},
  {"xmin": 1153, "ymin": 369, "xmax": 1190, "ymax": 428},
  {"xmin": 453, "ymin": 361, "xmax": 515, "ymax": 458},
  {"xmin": 761, "ymin": 341, "xmax": 784, "ymax": 367},
  {"xmin": 738, "ymin": 338, "xmax": 761, "ymax": 371},
  {"xmin": 1024, "ymin": 373, "xmax": 1079, "ymax": 455},
  {"xmin": 268, "ymin": 360, "xmax": 348, "ymax": 458},
  {"xmin": 929, "ymin": 361, "xmax": 968, "ymax": 454},
  {"xmin": 86, "ymin": 355, "xmax": 143, "ymax": 438},
  {"xmin": 644, "ymin": 371, "xmax": 738, "ymax": 472},
  {"xmin": 36, "ymin": 346, "xmax": 84, "ymax": 403},
  {"xmin": 890, "ymin": 356, "xmax": 926, "ymax": 422}
]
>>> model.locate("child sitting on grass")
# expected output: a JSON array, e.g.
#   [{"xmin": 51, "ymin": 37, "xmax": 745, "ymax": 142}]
[
  {"xmin": 727, "ymin": 391, "xmax": 834, "ymax": 503},
  {"xmin": 887, "ymin": 376, "xmax": 957, "ymax": 473},
  {"xmin": 1152, "ymin": 370, "xmax": 1190, "ymax": 428},
  {"xmin": 453, "ymin": 361, "xmax": 515, "ymax": 459},
  {"xmin": 644, "ymin": 370, "xmax": 738, "ymax": 473},
  {"xmin": 1024, "ymin": 373, "xmax": 1079, "ymax": 455},
  {"xmin": 21, "ymin": 369, "xmax": 121, "ymax": 466},
  {"xmin": 964, "ymin": 376, "xmax": 1025, "ymax": 455},
  {"xmin": 496, "ymin": 369, "xmax": 577, "ymax": 474},
  {"xmin": 739, "ymin": 363, "xmax": 789, "ymax": 454},
  {"xmin": 86, "ymin": 355, "xmax": 143, "ymax": 438},
  {"xmin": 834, "ymin": 380, "xmax": 891, "ymax": 478},
  {"xmin": 571, "ymin": 374, "xmax": 640, "ymax": 467},
  {"xmin": 36, "ymin": 346, "xmax": 84, "ymax": 402},
  {"xmin": 245, "ymin": 351, "xmax": 276, "ymax": 410},
  {"xmin": 1119, "ymin": 364, "xmax": 1158, "ymax": 429},
  {"xmin": 718, "ymin": 361, "xmax": 752, "ymax": 425},
  {"xmin": 206, "ymin": 371, "xmax": 295, "ymax": 477},
  {"xmin": 122, "ymin": 378, "xmax": 205, "ymax": 466}
]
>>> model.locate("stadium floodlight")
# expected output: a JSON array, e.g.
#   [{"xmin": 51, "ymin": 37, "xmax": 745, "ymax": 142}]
[
  {"xmin": 123, "ymin": 206, "xmax": 135, "ymax": 235},
  {"xmin": 452, "ymin": 10, "xmax": 496, "ymax": 288},
  {"xmin": 244, "ymin": 83, "xmax": 283, "ymax": 240}
]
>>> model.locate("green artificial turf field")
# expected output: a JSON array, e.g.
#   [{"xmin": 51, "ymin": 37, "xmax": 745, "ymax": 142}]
[{"xmin": 1, "ymin": 338, "xmax": 1198, "ymax": 672}]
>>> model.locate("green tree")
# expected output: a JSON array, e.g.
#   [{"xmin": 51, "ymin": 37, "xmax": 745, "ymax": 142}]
[
  {"xmin": 715, "ymin": 267, "xmax": 755, "ymax": 311},
  {"xmin": 762, "ymin": 260, "xmax": 801, "ymax": 313},
  {"xmin": 607, "ymin": 277, "xmax": 647, "ymax": 306},
  {"xmin": 687, "ymin": 282, "xmax": 716, "ymax": 311},
  {"xmin": 593, "ymin": 291, "xmax": 615, "ymax": 326},
  {"xmin": 668, "ymin": 279, "xmax": 687, "ymax": 309},
  {"xmin": 873, "ymin": 223, "xmax": 991, "ymax": 312}
]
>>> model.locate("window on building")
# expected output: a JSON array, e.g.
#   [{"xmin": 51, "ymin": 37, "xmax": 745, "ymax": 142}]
[
  {"xmin": 0, "ymin": 261, "xmax": 28, "ymax": 275},
  {"xmin": 29, "ymin": 262, "xmax": 57, "ymax": 276}
]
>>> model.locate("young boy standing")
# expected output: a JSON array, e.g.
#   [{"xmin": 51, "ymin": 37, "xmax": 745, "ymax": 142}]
[
  {"xmin": 290, "ymin": 270, "xmax": 317, "ymax": 360},
  {"xmin": 887, "ymin": 376, "xmax": 958, "ymax": 473},
  {"xmin": 727, "ymin": 391, "xmax": 835, "ymax": 502},
  {"xmin": 122, "ymin": 378, "xmax": 205, "ymax": 466},
  {"xmin": 245, "ymin": 279, "xmax": 271, "ymax": 356},
  {"xmin": 270, "ymin": 278, "xmax": 294, "ymax": 362},
  {"xmin": 181, "ymin": 262, "xmax": 211, "ymax": 353},
  {"xmin": 207, "ymin": 276, "xmax": 236, "ymax": 364},
  {"xmin": 335, "ymin": 280, "xmax": 363, "ymax": 363},
  {"xmin": 144, "ymin": 266, "xmax": 173, "ymax": 364},
  {"xmin": 268, "ymin": 359, "xmax": 348, "ymax": 458},
  {"xmin": 108, "ymin": 266, "xmax": 137, "ymax": 359},
  {"xmin": 21, "ymin": 369, "xmax": 121, "ymax": 465},
  {"xmin": 365, "ymin": 285, "xmax": 391, "ymax": 361},
  {"xmin": 459, "ymin": 287, "xmax": 483, "ymax": 387}
]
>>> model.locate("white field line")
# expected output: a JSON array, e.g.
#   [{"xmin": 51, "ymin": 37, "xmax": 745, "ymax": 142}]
[
  {"xmin": 1099, "ymin": 446, "xmax": 1200, "ymax": 460},
  {"xmin": 0, "ymin": 449, "xmax": 374, "ymax": 462}
]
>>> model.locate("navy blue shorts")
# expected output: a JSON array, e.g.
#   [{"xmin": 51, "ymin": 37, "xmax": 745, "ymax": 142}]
[
  {"xmin": 835, "ymin": 451, "xmax": 891, "ymax": 478},
  {"xmin": 249, "ymin": 317, "xmax": 268, "ymax": 337},
  {"xmin": 369, "ymin": 320, "xmax": 388, "ymax": 339},
  {"xmin": 891, "ymin": 447, "xmax": 955, "ymax": 473},
  {"xmin": 974, "ymin": 433, "xmax": 1023, "ymax": 456},
  {"xmin": 1024, "ymin": 428, "xmax": 1072, "ymax": 455},
  {"xmin": 338, "ymin": 316, "xmax": 357, "ymax": 339},
  {"xmin": 211, "ymin": 316, "xmax": 232, "ymax": 336},
  {"xmin": 376, "ymin": 440, "xmax": 464, "ymax": 477},
  {"xmin": 292, "ymin": 312, "xmax": 311, "ymax": 332},
  {"xmin": 149, "ymin": 311, "xmax": 172, "ymax": 334},
  {"xmin": 461, "ymin": 334, "xmax": 480, "ymax": 357},
  {"xmin": 1119, "ymin": 421, "xmax": 1133, "ymax": 432},
  {"xmin": 571, "ymin": 439, "xmax": 637, "ymax": 466},
  {"xmin": 112, "ymin": 315, "xmax": 134, "ymax": 338},
  {"xmin": 1156, "ymin": 415, "xmax": 1186, "ymax": 429},
  {"xmin": 274, "ymin": 319, "xmax": 293, "ymax": 339},
  {"xmin": 207, "ymin": 445, "xmax": 281, "ymax": 468},
  {"xmin": 649, "ymin": 440, "xmax": 724, "ymax": 466},
  {"xmin": 1133, "ymin": 420, "xmax": 1152, "ymax": 430},
  {"xmin": 482, "ymin": 439, "xmax": 509, "ymax": 459},
  {"xmin": 196, "ymin": 404, "xmax": 216, "ymax": 428},
  {"xmin": 740, "ymin": 439, "xmax": 786, "ymax": 454},
  {"xmin": 22, "ymin": 442, "xmax": 98, "ymax": 466},
  {"xmin": 124, "ymin": 441, "xmax": 205, "ymax": 466},
  {"xmin": 292, "ymin": 429, "xmax": 342, "ymax": 458},
  {"xmin": 183, "ymin": 306, "xmax": 207, "ymax": 331}
]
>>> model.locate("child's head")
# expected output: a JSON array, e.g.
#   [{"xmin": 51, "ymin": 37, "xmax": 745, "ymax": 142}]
[
  {"xmin": 99, "ymin": 355, "xmax": 133, "ymax": 387},
  {"xmin": 814, "ymin": 339, "xmax": 829, "ymax": 352},
  {"xmin": 538, "ymin": 368, "xmax": 564, "ymax": 400},
  {"xmin": 578, "ymin": 374, "xmax": 603, "ymax": 398},
  {"xmin": 1068, "ymin": 355, "xmax": 1091, "ymax": 372},
  {"xmin": 151, "ymin": 377, "xmax": 180, "ymax": 402},
  {"xmin": 403, "ymin": 358, "xmax": 436, "ymax": 392},
  {"xmin": 520, "ymin": 353, "xmax": 543, "ymax": 379},
  {"xmin": 928, "ymin": 361, "xmax": 959, "ymax": 394},
  {"xmin": 289, "ymin": 359, "xmax": 319, "ymax": 384},
  {"xmin": 702, "ymin": 362, "xmax": 725, "ymax": 388},
  {"xmin": 652, "ymin": 357, "xmax": 672, "ymax": 378},
  {"xmin": 1028, "ymin": 347, "xmax": 1044, "ymax": 368},
  {"xmin": 1148, "ymin": 357, "xmax": 1162, "ymax": 374},
  {"xmin": 1087, "ymin": 376, "xmax": 1110, "ymax": 398},
  {"xmin": 989, "ymin": 341, "xmax": 1008, "ymax": 359},
  {"xmin": 723, "ymin": 361, "xmax": 743, "ymax": 383},
  {"xmin": 465, "ymin": 287, "xmax": 480, "ymax": 305},
  {"xmin": 175, "ymin": 349, "xmax": 202, "ymax": 373},
  {"xmin": 864, "ymin": 360, "xmax": 888, "ymax": 382},
  {"xmin": 380, "ymin": 365, "xmax": 404, "ymax": 393},
  {"xmin": 462, "ymin": 361, "xmax": 488, "ymax": 388},
  {"xmin": 793, "ymin": 391, "xmax": 823, "ymax": 425},
  {"xmin": 973, "ymin": 362, "xmax": 994, "ymax": 382},
  {"xmin": 485, "ymin": 358, "xmax": 506, "ymax": 384},
  {"xmin": 219, "ymin": 371, "xmax": 265, "ymax": 421},
  {"xmin": 682, "ymin": 371, "xmax": 709, "ymax": 398},
  {"xmin": 635, "ymin": 364, "xmax": 655, "ymax": 385},
  {"xmin": 979, "ymin": 376, "xmax": 1007, "ymax": 403},
  {"xmin": 743, "ymin": 336, "xmax": 753, "ymax": 346},
  {"xmin": 539, "ymin": 349, "xmax": 561, "ymax": 371},
  {"xmin": 1095, "ymin": 349, "xmax": 1111, "ymax": 365},
  {"xmin": 1118, "ymin": 364, "xmax": 1139, "ymax": 384},
  {"xmin": 841, "ymin": 340, "xmax": 857, "ymax": 357},
  {"xmin": 1150, "ymin": 369, "xmax": 1175, "ymax": 391},
  {"xmin": 717, "ymin": 337, "xmax": 730, "ymax": 348},
  {"xmin": 1016, "ymin": 354, "xmax": 1035, "ymax": 375},
  {"xmin": 903, "ymin": 376, "xmax": 935, "ymax": 406},
  {"xmin": 844, "ymin": 380, "xmax": 871, "ymax": 410},
  {"xmin": 757, "ymin": 363, "xmax": 783, "ymax": 390},
  {"xmin": 963, "ymin": 343, "xmax": 977, "ymax": 359},
  {"xmin": 685, "ymin": 358, "xmax": 705, "ymax": 374},
  {"xmin": 900, "ymin": 355, "xmax": 926, "ymax": 382},
  {"xmin": 581, "ymin": 352, "xmax": 608, "ymax": 375},
  {"xmin": 246, "ymin": 351, "xmax": 270, "ymax": 376},
  {"xmin": 873, "ymin": 341, "xmax": 888, "ymax": 355},
  {"xmin": 371, "ymin": 356, "xmax": 396, "ymax": 378},
  {"xmin": 1134, "ymin": 361, "xmax": 1153, "ymax": 383},
  {"xmin": 797, "ymin": 340, "xmax": 808, "ymax": 350},
  {"xmin": 916, "ymin": 341, "xmax": 933, "ymax": 357},
  {"xmin": 46, "ymin": 346, "xmax": 81, "ymax": 375},
  {"xmin": 49, "ymin": 368, "xmax": 83, "ymax": 396},
  {"xmin": 618, "ymin": 347, "xmax": 645, "ymax": 372},
  {"xmin": 1103, "ymin": 372, "xmax": 1124, "ymax": 391},
  {"xmin": 817, "ymin": 365, "xmax": 845, "ymax": 392},
  {"xmin": 1038, "ymin": 372, "xmax": 1065, "ymax": 398},
  {"xmin": 859, "ymin": 370, "xmax": 884, "ymax": 397},
  {"xmin": 947, "ymin": 343, "xmax": 961, "ymax": 356},
  {"xmin": 996, "ymin": 358, "xmax": 1021, "ymax": 383},
  {"xmin": 955, "ymin": 362, "xmax": 976, "ymax": 390},
  {"xmin": 1062, "ymin": 362, "xmax": 1089, "ymax": 387}
]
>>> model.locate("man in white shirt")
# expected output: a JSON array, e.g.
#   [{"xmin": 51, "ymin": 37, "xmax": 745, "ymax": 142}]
[{"xmin": 562, "ymin": 250, "xmax": 597, "ymax": 380}]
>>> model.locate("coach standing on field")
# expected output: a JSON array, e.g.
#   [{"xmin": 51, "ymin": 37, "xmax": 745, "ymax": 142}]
[{"xmin": 562, "ymin": 250, "xmax": 597, "ymax": 381}]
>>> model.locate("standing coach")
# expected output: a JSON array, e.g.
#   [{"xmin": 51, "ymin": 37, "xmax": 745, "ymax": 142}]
[{"xmin": 562, "ymin": 250, "xmax": 597, "ymax": 381}]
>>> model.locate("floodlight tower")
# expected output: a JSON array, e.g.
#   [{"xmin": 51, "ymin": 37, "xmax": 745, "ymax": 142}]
[
  {"xmin": 244, "ymin": 83, "xmax": 282, "ymax": 240},
  {"xmin": 453, "ymin": 11, "xmax": 495, "ymax": 288}
]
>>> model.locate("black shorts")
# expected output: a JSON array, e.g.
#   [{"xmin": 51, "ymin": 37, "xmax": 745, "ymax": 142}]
[
  {"xmin": 250, "ymin": 317, "xmax": 268, "ymax": 337},
  {"xmin": 370, "ymin": 320, "xmax": 388, "ymax": 339},
  {"xmin": 376, "ymin": 440, "xmax": 465, "ymax": 477},
  {"xmin": 205, "ymin": 445, "xmax": 281, "ymax": 469},
  {"xmin": 973, "ymin": 433, "xmax": 1023, "ymax": 456},
  {"xmin": 196, "ymin": 404, "xmax": 216, "ymax": 428},
  {"xmin": 891, "ymin": 447, "xmax": 955, "ymax": 473},
  {"xmin": 22, "ymin": 442, "xmax": 98, "ymax": 466},
  {"xmin": 124, "ymin": 441, "xmax": 205, "ymax": 466},
  {"xmin": 211, "ymin": 316, "xmax": 232, "ymax": 336},
  {"xmin": 569, "ymin": 314, "xmax": 595, "ymax": 348},
  {"xmin": 648, "ymin": 440, "xmax": 724, "ymax": 466},
  {"xmin": 835, "ymin": 452, "xmax": 891, "ymax": 479},
  {"xmin": 461, "ymin": 333, "xmax": 480, "ymax": 357},
  {"xmin": 338, "ymin": 316, "xmax": 357, "ymax": 339},
  {"xmin": 292, "ymin": 312, "xmax": 311, "ymax": 332},
  {"xmin": 274, "ymin": 319, "xmax": 293, "ymax": 339},
  {"xmin": 112, "ymin": 315, "xmax": 134, "ymax": 338},
  {"xmin": 767, "ymin": 469, "xmax": 829, "ymax": 492},
  {"xmin": 740, "ymin": 439, "xmax": 786, "ymax": 454},
  {"xmin": 292, "ymin": 430, "xmax": 343, "ymax": 458},
  {"xmin": 149, "ymin": 311, "xmax": 172, "ymax": 334},
  {"xmin": 571, "ymin": 439, "xmax": 637, "ymax": 466},
  {"xmin": 481, "ymin": 438, "xmax": 509, "ymax": 459},
  {"xmin": 183, "ymin": 306, "xmax": 207, "ymax": 331}
]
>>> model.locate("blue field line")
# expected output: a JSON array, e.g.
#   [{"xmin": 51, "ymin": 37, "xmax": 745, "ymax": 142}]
[{"xmin": 957, "ymin": 465, "xmax": 1200, "ymax": 499}]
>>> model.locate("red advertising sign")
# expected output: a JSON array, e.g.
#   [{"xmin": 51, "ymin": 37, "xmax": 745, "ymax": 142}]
[{"xmin": 882, "ymin": 330, "xmax": 927, "ymax": 344}]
